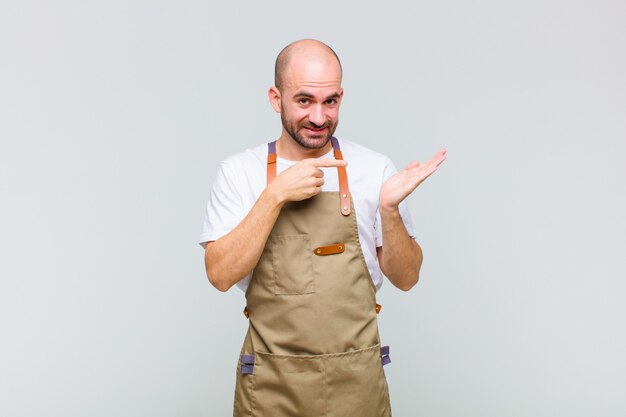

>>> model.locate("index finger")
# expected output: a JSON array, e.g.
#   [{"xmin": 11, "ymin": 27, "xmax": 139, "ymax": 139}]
[{"xmin": 310, "ymin": 158, "xmax": 348, "ymax": 168}]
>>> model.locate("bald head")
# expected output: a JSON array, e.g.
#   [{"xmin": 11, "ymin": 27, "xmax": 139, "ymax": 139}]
[{"xmin": 274, "ymin": 39, "xmax": 343, "ymax": 90}]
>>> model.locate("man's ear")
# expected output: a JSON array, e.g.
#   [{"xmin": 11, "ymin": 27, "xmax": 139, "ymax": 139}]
[{"xmin": 268, "ymin": 86, "xmax": 281, "ymax": 113}]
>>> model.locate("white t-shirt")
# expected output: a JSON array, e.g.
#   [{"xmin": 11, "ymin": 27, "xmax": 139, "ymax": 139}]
[{"xmin": 199, "ymin": 137, "xmax": 416, "ymax": 292}]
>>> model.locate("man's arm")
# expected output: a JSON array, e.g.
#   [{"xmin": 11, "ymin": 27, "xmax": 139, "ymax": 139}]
[
  {"xmin": 204, "ymin": 187, "xmax": 283, "ymax": 292},
  {"xmin": 204, "ymin": 157, "xmax": 348, "ymax": 292},
  {"xmin": 377, "ymin": 148, "xmax": 446, "ymax": 291},
  {"xmin": 376, "ymin": 209, "xmax": 423, "ymax": 291}
]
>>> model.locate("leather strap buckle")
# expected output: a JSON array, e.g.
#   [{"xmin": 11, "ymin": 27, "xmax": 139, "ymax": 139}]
[{"xmin": 313, "ymin": 243, "xmax": 345, "ymax": 256}]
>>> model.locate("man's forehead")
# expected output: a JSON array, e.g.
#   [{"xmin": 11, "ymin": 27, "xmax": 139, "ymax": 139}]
[
  {"xmin": 282, "ymin": 62, "xmax": 342, "ymax": 92},
  {"xmin": 284, "ymin": 75, "xmax": 341, "ymax": 89}
]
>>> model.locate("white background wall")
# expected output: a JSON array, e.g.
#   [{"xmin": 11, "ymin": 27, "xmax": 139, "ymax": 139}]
[{"xmin": 1, "ymin": 1, "xmax": 625, "ymax": 416}]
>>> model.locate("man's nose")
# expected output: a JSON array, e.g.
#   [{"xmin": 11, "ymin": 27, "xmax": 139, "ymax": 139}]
[{"xmin": 308, "ymin": 105, "xmax": 325, "ymax": 126}]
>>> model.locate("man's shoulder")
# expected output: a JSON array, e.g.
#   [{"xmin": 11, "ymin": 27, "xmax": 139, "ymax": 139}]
[{"xmin": 219, "ymin": 142, "xmax": 268, "ymax": 172}]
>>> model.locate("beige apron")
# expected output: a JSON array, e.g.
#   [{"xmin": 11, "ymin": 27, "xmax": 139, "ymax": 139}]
[{"xmin": 233, "ymin": 137, "xmax": 392, "ymax": 417}]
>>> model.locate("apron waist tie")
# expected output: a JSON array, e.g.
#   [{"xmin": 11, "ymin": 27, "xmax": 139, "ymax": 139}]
[
  {"xmin": 381, "ymin": 345, "xmax": 391, "ymax": 366},
  {"xmin": 240, "ymin": 354, "xmax": 255, "ymax": 375}
]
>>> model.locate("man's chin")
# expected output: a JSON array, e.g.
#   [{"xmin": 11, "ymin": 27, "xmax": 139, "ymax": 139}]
[
  {"xmin": 306, "ymin": 138, "xmax": 331, "ymax": 149},
  {"xmin": 295, "ymin": 134, "xmax": 331, "ymax": 149}
]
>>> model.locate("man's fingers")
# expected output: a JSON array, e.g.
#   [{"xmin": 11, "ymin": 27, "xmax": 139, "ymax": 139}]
[
  {"xmin": 407, "ymin": 159, "xmax": 435, "ymax": 175},
  {"xmin": 310, "ymin": 158, "xmax": 348, "ymax": 168},
  {"xmin": 432, "ymin": 148, "xmax": 447, "ymax": 167},
  {"xmin": 419, "ymin": 148, "xmax": 446, "ymax": 171},
  {"xmin": 404, "ymin": 161, "xmax": 421, "ymax": 171},
  {"xmin": 408, "ymin": 157, "xmax": 440, "ymax": 178},
  {"xmin": 406, "ymin": 148, "xmax": 446, "ymax": 174},
  {"xmin": 408, "ymin": 165, "xmax": 437, "ymax": 179}
]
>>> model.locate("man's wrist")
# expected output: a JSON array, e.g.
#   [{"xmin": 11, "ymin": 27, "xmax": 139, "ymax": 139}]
[
  {"xmin": 379, "ymin": 204, "xmax": 401, "ymax": 217},
  {"xmin": 262, "ymin": 184, "xmax": 286, "ymax": 210}
]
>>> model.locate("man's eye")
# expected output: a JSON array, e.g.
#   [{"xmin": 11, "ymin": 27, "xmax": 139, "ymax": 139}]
[
  {"xmin": 298, "ymin": 98, "xmax": 310, "ymax": 105},
  {"xmin": 326, "ymin": 99, "xmax": 337, "ymax": 105}
]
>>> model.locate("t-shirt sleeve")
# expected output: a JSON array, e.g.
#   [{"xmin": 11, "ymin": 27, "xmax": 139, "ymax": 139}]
[
  {"xmin": 199, "ymin": 161, "xmax": 245, "ymax": 249},
  {"xmin": 374, "ymin": 158, "xmax": 416, "ymax": 247}
]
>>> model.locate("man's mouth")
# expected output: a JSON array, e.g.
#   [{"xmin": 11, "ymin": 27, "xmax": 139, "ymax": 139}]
[{"xmin": 304, "ymin": 126, "xmax": 327, "ymax": 133}]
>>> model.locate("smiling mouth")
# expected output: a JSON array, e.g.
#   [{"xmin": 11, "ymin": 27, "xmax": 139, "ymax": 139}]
[{"xmin": 304, "ymin": 126, "xmax": 327, "ymax": 133}]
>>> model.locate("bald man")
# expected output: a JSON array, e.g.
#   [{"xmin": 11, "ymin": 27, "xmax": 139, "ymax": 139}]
[{"xmin": 199, "ymin": 39, "xmax": 446, "ymax": 416}]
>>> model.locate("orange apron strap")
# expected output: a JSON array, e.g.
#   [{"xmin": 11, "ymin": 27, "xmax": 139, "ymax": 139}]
[
  {"xmin": 267, "ymin": 141, "xmax": 277, "ymax": 184},
  {"xmin": 266, "ymin": 138, "xmax": 351, "ymax": 216},
  {"xmin": 330, "ymin": 137, "xmax": 351, "ymax": 216}
]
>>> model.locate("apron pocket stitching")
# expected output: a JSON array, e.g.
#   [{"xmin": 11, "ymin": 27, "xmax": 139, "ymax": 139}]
[{"xmin": 271, "ymin": 234, "xmax": 316, "ymax": 295}]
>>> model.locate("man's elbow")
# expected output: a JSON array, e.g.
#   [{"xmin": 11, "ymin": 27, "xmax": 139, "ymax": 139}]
[
  {"xmin": 396, "ymin": 272, "xmax": 419, "ymax": 292},
  {"xmin": 380, "ymin": 263, "xmax": 420, "ymax": 291},
  {"xmin": 204, "ymin": 243, "xmax": 233, "ymax": 292},
  {"xmin": 208, "ymin": 274, "xmax": 232, "ymax": 292},
  {"xmin": 205, "ymin": 261, "xmax": 236, "ymax": 292}
]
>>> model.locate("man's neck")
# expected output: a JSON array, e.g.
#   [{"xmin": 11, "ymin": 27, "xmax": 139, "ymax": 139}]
[{"xmin": 276, "ymin": 134, "xmax": 333, "ymax": 161}]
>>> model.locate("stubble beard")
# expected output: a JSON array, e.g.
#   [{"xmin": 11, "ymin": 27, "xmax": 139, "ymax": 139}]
[{"xmin": 281, "ymin": 111, "xmax": 339, "ymax": 150}]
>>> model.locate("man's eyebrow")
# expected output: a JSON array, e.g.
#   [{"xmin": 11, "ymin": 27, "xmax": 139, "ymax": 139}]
[{"xmin": 293, "ymin": 91, "xmax": 341, "ymax": 100}]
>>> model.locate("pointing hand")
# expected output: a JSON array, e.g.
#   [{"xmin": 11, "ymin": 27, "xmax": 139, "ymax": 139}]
[{"xmin": 269, "ymin": 157, "xmax": 348, "ymax": 204}]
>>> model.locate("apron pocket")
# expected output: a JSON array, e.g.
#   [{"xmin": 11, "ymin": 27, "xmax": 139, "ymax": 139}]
[
  {"xmin": 271, "ymin": 234, "xmax": 315, "ymax": 295},
  {"xmin": 248, "ymin": 346, "xmax": 390, "ymax": 417},
  {"xmin": 252, "ymin": 352, "xmax": 325, "ymax": 417},
  {"xmin": 325, "ymin": 344, "xmax": 391, "ymax": 417}
]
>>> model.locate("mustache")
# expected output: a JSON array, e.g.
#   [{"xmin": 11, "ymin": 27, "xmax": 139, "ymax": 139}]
[{"xmin": 302, "ymin": 122, "xmax": 330, "ymax": 129}]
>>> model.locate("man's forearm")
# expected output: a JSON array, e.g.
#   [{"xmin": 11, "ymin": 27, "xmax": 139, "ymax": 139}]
[
  {"xmin": 379, "ymin": 206, "xmax": 423, "ymax": 291},
  {"xmin": 204, "ymin": 188, "xmax": 284, "ymax": 292}
]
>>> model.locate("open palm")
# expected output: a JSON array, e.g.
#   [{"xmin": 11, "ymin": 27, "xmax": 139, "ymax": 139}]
[{"xmin": 379, "ymin": 148, "xmax": 447, "ymax": 209}]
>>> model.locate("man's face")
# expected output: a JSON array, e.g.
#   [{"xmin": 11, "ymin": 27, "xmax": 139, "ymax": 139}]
[
  {"xmin": 273, "ymin": 53, "xmax": 344, "ymax": 150},
  {"xmin": 278, "ymin": 85, "xmax": 342, "ymax": 149}
]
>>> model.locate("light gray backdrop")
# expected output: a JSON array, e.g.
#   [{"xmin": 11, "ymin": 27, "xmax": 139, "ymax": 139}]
[{"xmin": 1, "ymin": 1, "xmax": 625, "ymax": 416}]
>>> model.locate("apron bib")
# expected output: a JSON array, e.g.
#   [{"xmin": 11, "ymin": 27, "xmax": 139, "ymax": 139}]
[{"xmin": 233, "ymin": 137, "xmax": 392, "ymax": 417}]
